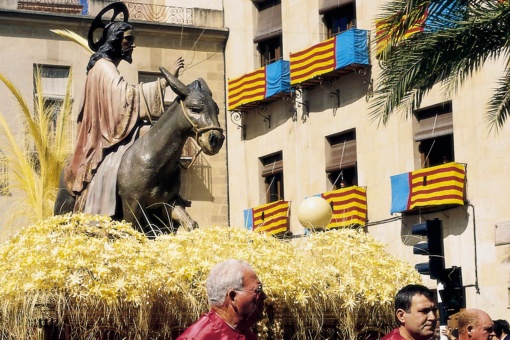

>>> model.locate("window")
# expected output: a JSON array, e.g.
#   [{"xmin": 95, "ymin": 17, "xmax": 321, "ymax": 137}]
[
  {"xmin": 257, "ymin": 36, "xmax": 282, "ymax": 66},
  {"xmin": 33, "ymin": 64, "xmax": 70, "ymax": 132},
  {"xmin": 254, "ymin": 0, "xmax": 282, "ymax": 66},
  {"xmin": 319, "ymin": 0, "xmax": 356, "ymax": 38},
  {"xmin": 260, "ymin": 152, "xmax": 283, "ymax": 203},
  {"xmin": 414, "ymin": 102, "xmax": 454, "ymax": 168},
  {"xmin": 325, "ymin": 129, "xmax": 357, "ymax": 189}
]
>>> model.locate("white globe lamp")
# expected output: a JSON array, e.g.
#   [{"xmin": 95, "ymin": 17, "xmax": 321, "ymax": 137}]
[{"xmin": 297, "ymin": 196, "xmax": 332, "ymax": 231}]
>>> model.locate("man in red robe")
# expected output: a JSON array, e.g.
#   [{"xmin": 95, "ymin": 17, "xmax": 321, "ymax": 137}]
[{"xmin": 177, "ymin": 259, "xmax": 267, "ymax": 340}]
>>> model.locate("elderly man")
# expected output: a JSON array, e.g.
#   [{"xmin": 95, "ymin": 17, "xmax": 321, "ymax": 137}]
[
  {"xmin": 177, "ymin": 259, "xmax": 267, "ymax": 340},
  {"xmin": 382, "ymin": 284, "xmax": 438, "ymax": 340},
  {"xmin": 457, "ymin": 309, "xmax": 495, "ymax": 340}
]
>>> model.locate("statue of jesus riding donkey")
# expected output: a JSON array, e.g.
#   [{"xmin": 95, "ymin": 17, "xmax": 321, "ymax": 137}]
[{"xmin": 54, "ymin": 2, "xmax": 225, "ymax": 237}]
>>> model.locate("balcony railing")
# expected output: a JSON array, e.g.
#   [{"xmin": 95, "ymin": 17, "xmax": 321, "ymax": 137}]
[
  {"xmin": 125, "ymin": 2, "xmax": 192, "ymax": 25},
  {"xmin": 15, "ymin": 1, "xmax": 193, "ymax": 25},
  {"xmin": 318, "ymin": 186, "xmax": 367, "ymax": 229},
  {"xmin": 390, "ymin": 162, "xmax": 467, "ymax": 214},
  {"xmin": 244, "ymin": 200, "xmax": 290, "ymax": 236},
  {"xmin": 18, "ymin": 0, "xmax": 84, "ymax": 15},
  {"xmin": 289, "ymin": 28, "xmax": 370, "ymax": 88},
  {"xmin": 227, "ymin": 59, "xmax": 291, "ymax": 111}
]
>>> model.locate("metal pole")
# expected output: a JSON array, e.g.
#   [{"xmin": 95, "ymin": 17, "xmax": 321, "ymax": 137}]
[{"xmin": 437, "ymin": 282, "xmax": 448, "ymax": 340}]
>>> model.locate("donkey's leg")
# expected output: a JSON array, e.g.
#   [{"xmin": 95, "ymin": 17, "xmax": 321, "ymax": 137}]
[
  {"xmin": 54, "ymin": 169, "xmax": 75, "ymax": 215},
  {"xmin": 171, "ymin": 205, "xmax": 199, "ymax": 232}
]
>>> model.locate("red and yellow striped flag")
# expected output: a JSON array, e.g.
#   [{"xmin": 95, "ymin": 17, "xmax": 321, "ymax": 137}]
[
  {"xmin": 408, "ymin": 162, "xmax": 465, "ymax": 210},
  {"xmin": 227, "ymin": 67, "xmax": 266, "ymax": 110},
  {"xmin": 321, "ymin": 186, "xmax": 367, "ymax": 228},
  {"xmin": 251, "ymin": 200, "xmax": 290, "ymax": 235},
  {"xmin": 290, "ymin": 37, "xmax": 336, "ymax": 85},
  {"xmin": 375, "ymin": 8, "xmax": 428, "ymax": 57}
]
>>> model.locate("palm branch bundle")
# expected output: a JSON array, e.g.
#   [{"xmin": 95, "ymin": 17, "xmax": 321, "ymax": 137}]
[{"xmin": 0, "ymin": 213, "xmax": 421, "ymax": 339}]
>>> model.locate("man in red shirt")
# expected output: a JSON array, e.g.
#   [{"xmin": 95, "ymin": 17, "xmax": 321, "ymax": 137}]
[
  {"xmin": 177, "ymin": 259, "xmax": 267, "ymax": 340},
  {"xmin": 382, "ymin": 284, "xmax": 438, "ymax": 340}
]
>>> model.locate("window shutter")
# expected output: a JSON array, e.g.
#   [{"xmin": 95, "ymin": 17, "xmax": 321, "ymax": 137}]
[
  {"xmin": 415, "ymin": 112, "xmax": 453, "ymax": 141},
  {"xmin": 325, "ymin": 139, "xmax": 357, "ymax": 172},
  {"xmin": 262, "ymin": 159, "xmax": 283, "ymax": 177},
  {"xmin": 319, "ymin": 0, "xmax": 355, "ymax": 14},
  {"xmin": 38, "ymin": 66, "xmax": 69, "ymax": 99},
  {"xmin": 254, "ymin": 2, "xmax": 282, "ymax": 43}
]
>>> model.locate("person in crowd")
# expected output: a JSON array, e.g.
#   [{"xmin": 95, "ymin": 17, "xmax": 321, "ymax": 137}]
[
  {"xmin": 382, "ymin": 284, "xmax": 438, "ymax": 340},
  {"xmin": 457, "ymin": 309, "xmax": 495, "ymax": 340},
  {"xmin": 493, "ymin": 319, "xmax": 509, "ymax": 340},
  {"xmin": 177, "ymin": 259, "xmax": 267, "ymax": 340},
  {"xmin": 442, "ymin": 326, "xmax": 459, "ymax": 340}
]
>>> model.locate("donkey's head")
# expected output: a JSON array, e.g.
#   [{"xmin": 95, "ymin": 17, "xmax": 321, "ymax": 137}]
[{"xmin": 160, "ymin": 67, "xmax": 224, "ymax": 156}]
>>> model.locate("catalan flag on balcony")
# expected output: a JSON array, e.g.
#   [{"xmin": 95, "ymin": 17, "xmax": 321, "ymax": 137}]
[
  {"xmin": 243, "ymin": 200, "xmax": 290, "ymax": 236},
  {"xmin": 318, "ymin": 186, "xmax": 367, "ymax": 228},
  {"xmin": 290, "ymin": 28, "xmax": 369, "ymax": 86},
  {"xmin": 228, "ymin": 60, "xmax": 290, "ymax": 111},
  {"xmin": 375, "ymin": 7, "xmax": 428, "ymax": 58},
  {"xmin": 375, "ymin": 0, "xmax": 464, "ymax": 58},
  {"xmin": 390, "ymin": 162, "xmax": 466, "ymax": 214}
]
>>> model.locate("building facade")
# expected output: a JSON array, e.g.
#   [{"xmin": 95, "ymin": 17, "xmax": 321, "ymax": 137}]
[
  {"xmin": 0, "ymin": 0, "xmax": 228, "ymax": 240},
  {"xmin": 224, "ymin": 0, "xmax": 510, "ymax": 320}
]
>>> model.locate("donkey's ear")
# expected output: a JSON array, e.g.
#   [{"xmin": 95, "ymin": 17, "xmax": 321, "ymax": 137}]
[
  {"xmin": 159, "ymin": 66, "xmax": 190, "ymax": 97},
  {"xmin": 198, "ymin": 78, "xmax": 212, "ymax": 97}
]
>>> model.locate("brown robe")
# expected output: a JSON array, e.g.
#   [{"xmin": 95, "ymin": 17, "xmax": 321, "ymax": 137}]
[{"xmin": 67, "ymin": 58, "xmax": 167, "ymax": 214}]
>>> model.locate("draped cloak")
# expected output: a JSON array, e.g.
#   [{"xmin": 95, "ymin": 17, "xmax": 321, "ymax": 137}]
[{"xmin": 67, "ymin": 58, "xmax": 167, "ymax": 215}]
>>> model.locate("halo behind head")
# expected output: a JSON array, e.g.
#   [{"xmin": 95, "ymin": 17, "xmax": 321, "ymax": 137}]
[{"xmin": 88, "ymin": 2, "xmax": 129, "ymax": 52}]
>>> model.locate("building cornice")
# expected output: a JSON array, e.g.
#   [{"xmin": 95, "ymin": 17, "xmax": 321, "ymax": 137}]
[{"xmin": 0, "ymin": 9, "xmax": 229, "ymax": 44}]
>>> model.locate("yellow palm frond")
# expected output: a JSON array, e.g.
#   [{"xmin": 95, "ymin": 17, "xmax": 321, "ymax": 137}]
[
  {"xmin": 0, "ymin": 70, "xmax": 73, "ymax": 226},
  {"xmin": 50, "ymin": 29, "xmax": 93, "ymax": 55}
]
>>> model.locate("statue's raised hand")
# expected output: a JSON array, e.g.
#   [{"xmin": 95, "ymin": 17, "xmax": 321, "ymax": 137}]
[{"xmin": 169, "ymin": 57, "xmax": 185, "ymax": 78}]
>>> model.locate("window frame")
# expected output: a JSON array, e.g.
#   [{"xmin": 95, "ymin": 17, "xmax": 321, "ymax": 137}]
[
  {"xmin": 321, "ymin": 1, "xmax": 357, "ymax": 38},
  {"xmin": 325, "ymin": 129, "xmax": 358, "ymax": 189},
  {"xmin": 260, "ymin": 152, "xmax": 284, "ymax": 203},
  {"xmin": 414, "ymin": 101, "xmax": 455, "ymax": 168}
]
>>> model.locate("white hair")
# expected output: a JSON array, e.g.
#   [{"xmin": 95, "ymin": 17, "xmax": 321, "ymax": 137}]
[{"xmin": 206, "ymin": 259, "xmax": 254, "ymax": 306}]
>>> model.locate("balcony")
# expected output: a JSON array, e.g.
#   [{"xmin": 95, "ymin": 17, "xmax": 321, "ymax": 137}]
[
  {"xmin": 390, "ymin": 162, "xmax": 467, "ymax": 214},
  {"xmin": 17, "ymin": 0, "xmax": 85, "ymax": 15},
  {"xmin": 14, "ymin": 1, "xmax": 194, "ymax": 25},
  {"xmin": 227, "ymin": 59, "xmax": 291, "ymax": 111},
  {"xmin": 318, "ymin": 186, "xmax": 367, "ymax": 228},
  {"xmin": 243, "ymin": 200, "xmax": 290, "ymax": 236},
  {"xmin": 289, "ymin": 28, "xmax": 370, "ymax": 88}
]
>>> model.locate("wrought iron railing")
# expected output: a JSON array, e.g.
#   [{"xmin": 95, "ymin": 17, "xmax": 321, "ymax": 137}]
[
  {"xmin": 17, "ymin": 0, "xmax": 84, "ymax": 15},
  {"xmin": 126, "ymin": 2, "xmax": 193, "ymax": 25},
  {"xmin": 16, "ymin": 0, "xmax": 194, "ymax": 25}
]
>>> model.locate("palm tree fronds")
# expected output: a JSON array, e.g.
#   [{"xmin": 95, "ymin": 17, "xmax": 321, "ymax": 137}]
[
  {"xmin": 371, "ymin": 0, "xmax": 510, "ymax": 126},
  {"xmin": 486, "ymin": 67, "xmax": 510, "ymax": 133},
  {"xmin": 0, "ymin": 69, "xmax": 73, "ymax": 226}
]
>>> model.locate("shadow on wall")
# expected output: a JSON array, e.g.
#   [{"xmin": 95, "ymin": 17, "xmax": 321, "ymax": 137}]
[
  {"xmin": 239, "ymin": 70, "xmax": 372, "ymax": 141},
  {"xmin": 310, "ymin": 70, "xmax": 372, "ymax": 114},
  {"xmin": 180, "ymin": 153, "xmax": 214, "ymax": 202},
  {"xmin": 399, "ymin": 206, "xmax": 470, "ymax": 247}
]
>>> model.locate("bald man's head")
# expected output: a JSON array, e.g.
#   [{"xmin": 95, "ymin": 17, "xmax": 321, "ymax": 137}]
[{"xmin": 457, "ymin": 309, "xmax": 495, "ymax": 340}]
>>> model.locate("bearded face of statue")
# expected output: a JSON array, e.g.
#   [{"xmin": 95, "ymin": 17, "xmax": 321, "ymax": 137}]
[{"xmin": 120, "ymin": 29, "xmax": 136, "ymax": 64}]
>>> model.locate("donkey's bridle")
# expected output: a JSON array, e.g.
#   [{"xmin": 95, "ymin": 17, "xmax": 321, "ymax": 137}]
[{"xmin": 178, "ymin": 100, "xmax": 223, "ymax": 169}]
